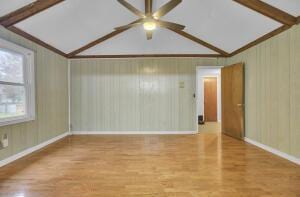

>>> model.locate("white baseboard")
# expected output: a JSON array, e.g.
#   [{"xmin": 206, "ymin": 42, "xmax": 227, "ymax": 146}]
[
  {"xmin": 244, "ymin": 137, "xmax": 300, "ymax": 165},
  {"xmin": 72, "ymin": 131, "xmax": 198, "ymax": 135},
  {"xmin": 0, "ymin": 132, "xmax": 69, "ymax": 168}
]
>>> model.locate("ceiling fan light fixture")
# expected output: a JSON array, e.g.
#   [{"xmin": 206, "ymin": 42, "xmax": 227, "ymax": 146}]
[
  {"xmin": 143, "ymin": 20, "xmax": 156, "ymax": 31},
  {"xmin": 153, "ymin": 15, "xmax": 159, "ymax": 20},
  {"xmin": 116, "ymin": 0, "xmax": 184, "ymax": 39}
]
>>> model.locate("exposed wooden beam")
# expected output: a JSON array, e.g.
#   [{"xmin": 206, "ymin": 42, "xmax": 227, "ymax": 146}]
[
  {"xmin": 233, "ymin": 0, "xmax": 297, "ymax": 26},
  {"xmin": 230, "ymin": 25, "xmax": 290, "ymax": 57},
  {"xmin": 71, "ymin": 54, "xmax": 225, "ymax": 59},
  {"xmin": 67, "ymin": 19, "xmax": 143, "ymax": 57},
  {"xmin": 297, "ymin": 16, "xmax": 300, "ymax": 24},
  {"xmin": 8, "ymin": 26, "xmax": 67, "ymax": 57},
  {"xmin": 67, "ymin": 29, "xmax": 129, "ymax": 57},
  {"xmin": 0, "ymin": 0, "xmax": 64, "ymax": 27},
  {"xmin": 3, "ymin": 0, "xmax": 295, "ymax": 59},
  {"xmin": 170, "ymin": 29, "xmax": 229, "ymax": 56}
]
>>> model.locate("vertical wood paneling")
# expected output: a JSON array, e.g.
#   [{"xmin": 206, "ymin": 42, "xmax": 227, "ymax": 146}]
[
  {"xmin": 70, "ymin": 60, "xmax": 81, "ymax": 131},
  {"xmin": 264, "ymin": 40, "xmax": 271, "ymax": 146},
  {"xmin": 0, "ymin": 27, "xmax": 68, "ymax": 161},
  {"xmin": 70, "ymin": 58, "xmax": 221, "ymax": 132},
  {"xmin": 119, "ymin": 60, "xmax": 140, "ymax": 131},
  {"xmin": 226, "ymin": 24, "xmax": 300, "ymax": 158},
  {"xmin": 290, "ymin": 25, "xmax": 300, "ymax": 158},
  {"xmin": 269, "ymin": 38, "xmax": 279, "ymax": 149},
  {"xmin": 277, "ymin": 31, "xmax": 290, "ymax": 153}
]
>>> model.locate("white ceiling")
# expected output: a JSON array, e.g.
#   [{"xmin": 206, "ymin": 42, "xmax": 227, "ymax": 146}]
[
  {"xmin": 15, "ymin": 0, "xmax": 137, "ymax": 53},
  {"xmin": 1, "ymin": 0, "xmax": 299, "ymax": 55},
  {"xmin": 79, "ymin": 26, "xmax": 217, "ymax": 55},
  {"xmin": 0, "ymin": 0, "xmax": 35, "ymax": 17},
  {"xmin": 162, "ymin": 0, "xmax": 281, "ymax": 52}
]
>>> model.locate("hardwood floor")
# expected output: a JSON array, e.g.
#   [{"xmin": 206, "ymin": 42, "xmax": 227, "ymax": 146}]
[{"xmin": 0, "ymin": 133, "xmax": 299, "ymax": 197}]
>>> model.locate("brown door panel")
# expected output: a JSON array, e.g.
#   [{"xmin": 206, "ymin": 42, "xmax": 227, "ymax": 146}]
[
  {"xmin": 221, "ymin": 63, "xmax": 245, "ymax": 140},
  {"xmin": 204, "ymin": 77, "xmax": 218, "ymax": 122}
]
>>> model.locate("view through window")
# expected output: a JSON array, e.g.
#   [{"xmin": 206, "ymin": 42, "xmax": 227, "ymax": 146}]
[
  {"xmin": 0, "ymin": 49, "xmax": 26, "ymax": 119},
  {"xmin": 0, "ymin": 38, "xmax": 35, "ymax": 126}
]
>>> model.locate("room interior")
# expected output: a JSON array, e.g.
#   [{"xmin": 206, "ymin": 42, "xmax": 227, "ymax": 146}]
[
  {"xmin": 196, "ymin": 67, "xmax": 221, "ymax": 133},
  {"xmin": 0, "ymin": 0, "xmax": 300, "ymax": 196}
]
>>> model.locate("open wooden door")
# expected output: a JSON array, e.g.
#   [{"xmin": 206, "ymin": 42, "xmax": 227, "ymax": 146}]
[{"xmin": 221, "ymin": 63, "xmax": 245, "ymax": 140}]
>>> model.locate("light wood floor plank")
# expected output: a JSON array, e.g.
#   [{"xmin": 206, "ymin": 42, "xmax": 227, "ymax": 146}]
[{"xmin": 0, "ymin": 133, "xmax": 299, "ymax": 197}]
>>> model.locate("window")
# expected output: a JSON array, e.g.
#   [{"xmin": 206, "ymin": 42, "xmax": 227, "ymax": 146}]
[{"xmin": 0, "ymin": 38, "xmax": 35, "ymax": 126}]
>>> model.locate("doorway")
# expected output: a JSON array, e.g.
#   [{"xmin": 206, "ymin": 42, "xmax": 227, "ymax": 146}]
[{"xmin": 196, "ymin": 66, "xmax": 222, "ymax": 133}]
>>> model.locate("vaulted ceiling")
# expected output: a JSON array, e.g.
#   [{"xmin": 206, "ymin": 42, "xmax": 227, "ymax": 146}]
[{"xmin": 0, "ymin": 0, "xmax": 299, "ymax": 58}]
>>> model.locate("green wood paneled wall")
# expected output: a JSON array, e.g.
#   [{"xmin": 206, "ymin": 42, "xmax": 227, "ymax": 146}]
[
  {"xmin": 0, "ymin": 27, "xmax": 69, "ymax": 161},
  {"xmin": 70, "ymin": 58, "xmax": 224, "ymax": 132},
  {"xmin": 226, "ymin": 25, "xmax": 300, "ymax": 158}
]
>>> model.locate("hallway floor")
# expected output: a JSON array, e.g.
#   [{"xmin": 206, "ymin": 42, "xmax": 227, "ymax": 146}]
[
  {"xmin": 198, "ymin": 122, "xmax": 221, "ymax": 133},
  {"xmin": 0, "ymin": 133, "xmax": 299, "ymax": 196}
]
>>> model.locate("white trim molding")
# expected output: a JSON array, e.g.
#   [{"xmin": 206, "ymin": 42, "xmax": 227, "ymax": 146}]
[
  {"xmin": 72, "ymin": 131, "xmax": 198, "ymax": 135},
  {"xmin": 0, "ymin": 132, "xmax": 69, "ymax": 168},
  {"xmin": 244, "ymin": 137, "xmax": 300, "ymax": 165},
  {"xmin": 68, "ymin": 59, "xmax": 71, "ymax": 134}
]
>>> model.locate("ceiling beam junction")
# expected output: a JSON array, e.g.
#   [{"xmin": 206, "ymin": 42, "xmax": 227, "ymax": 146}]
[
  {"xmin": 233, "ymin": 0, "xmax": 297, "ymax": 26},
  {"xmin": 8, "ymin": 26, "xmax": 67, "ymax": 57},
  {"xmin": 67, "ymin": 19, "xmax": 145, "ymax": 57},
  {"xmin": 229, "ymin": 25, "xmax": 291, "ymax": 56},
  {"xmin": 170, "ymin": 29, "xmax": 229, "ymax": 56}
]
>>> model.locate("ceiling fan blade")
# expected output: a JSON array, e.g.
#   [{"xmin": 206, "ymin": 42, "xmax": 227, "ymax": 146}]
[
  {"xmin": 146, "ymin": 31, "xmax": 153, "ymax": 40},
  {"xmin": 114, "ymin": 19, "xmax": 144, "ymax": 31},
  {"xmin": 117, "ymin": 0, "xmax": 146, "ymax": 18},
  {"xmin": 145, "ymin": 0, "xmax": 153, "ymax": 16},
  {"xmin": 153, "ymin": 0, "xmax": 182, "ymax": 19},
  {"xmin": 156, "ymin": 20, "xmax": 185, "ymax": 30}
]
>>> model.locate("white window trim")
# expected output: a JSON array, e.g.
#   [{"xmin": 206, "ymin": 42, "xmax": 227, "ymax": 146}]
[{"xmin": 0, "ymin": 38, "xmax": 35, "ymax": 127}]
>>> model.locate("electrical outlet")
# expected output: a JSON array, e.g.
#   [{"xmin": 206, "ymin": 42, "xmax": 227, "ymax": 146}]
[{"xmin": 0, "ymin": 133, "xmax": 8, "ymax": 149}]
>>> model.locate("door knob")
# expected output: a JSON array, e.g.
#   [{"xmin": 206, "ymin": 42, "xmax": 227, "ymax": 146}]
[{"xmin": 237, "ymin": 104, "xmax": 244, "ymax": 107}]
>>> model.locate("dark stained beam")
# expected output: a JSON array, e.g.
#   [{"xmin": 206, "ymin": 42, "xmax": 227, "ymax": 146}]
[
  {"xmin": 233, "ymin": 0, "xmax": 297, "ymax": 26},
  {"xmin": 297, "ymin": 16, "xmax": 300, "ymax": 24},
  {"xmin": 0, "ymin": 0, "xmax": 64, "ymax": 27},
  {"xmin": 67, "ymin": 29, "xmax": 129, "ymax": 57},
  {"xmin": 67, "ymin": 19, "xmax": 143, "ymax": 57},
  {"xmin": 230, "ymin": 25, "xmax": 290, "ymax": 56},
  {"xmin": 8, "ymin": 26, "xmax": 67, "ymax": 57},
  {"xmin": 71, "ymin": 54, "xmax": 225, "ymax": 59},
  {"xmin": 170, "ymin": 29, "xmax": 229, "ymax": 56}
]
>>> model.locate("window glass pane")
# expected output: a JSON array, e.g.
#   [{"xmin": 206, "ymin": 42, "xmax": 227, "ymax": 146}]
[
  {"xmin": 0, "ymin": 84, "xmax": 26, "ymax": 119},
  {"xmin": 0, "ymin": 49, "xmax": 24, "ymax": 83}
]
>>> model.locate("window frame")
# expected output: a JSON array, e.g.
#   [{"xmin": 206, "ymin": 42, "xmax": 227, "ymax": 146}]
[{"xmin": 0, "ymin": 38, "xmax": 35, "ymax": 127}]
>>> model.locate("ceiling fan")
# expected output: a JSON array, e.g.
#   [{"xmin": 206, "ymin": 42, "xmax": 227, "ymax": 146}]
[{"xmin": 115, "ymin": 0, "xmax": 185, "ymax": 40}]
